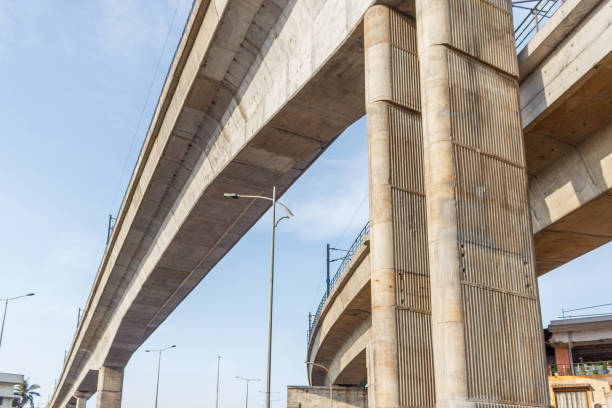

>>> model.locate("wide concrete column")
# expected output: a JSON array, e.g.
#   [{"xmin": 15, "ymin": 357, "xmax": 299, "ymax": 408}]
[
  {"xmin": 365, "ymin": 6, "xmax": 434, "ymax": 408},
  {"xmin": 415, "ymin": 2, "xmax": 548, "ymax": 408},
  {"xmin": 96, "ymin": 366, "xmax": 123, "ymax": 408}
]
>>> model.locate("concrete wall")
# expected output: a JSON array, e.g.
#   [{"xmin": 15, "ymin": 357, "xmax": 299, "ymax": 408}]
[{"xmin": 287, "ymin": 386, "xmax": 367, "ymax": 408}]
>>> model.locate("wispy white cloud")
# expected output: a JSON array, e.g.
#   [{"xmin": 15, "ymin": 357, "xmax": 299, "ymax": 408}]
[
  {"xmin": 283, "ymin": 152, "xmax": 370, "ymax": 243},
  {"xmin": 100, "ymin": 0, "xmax": 172, "ymax": 56},
  {"xmin": 0, "ymin": 2, "xmax": 42, "ymax": 55}
]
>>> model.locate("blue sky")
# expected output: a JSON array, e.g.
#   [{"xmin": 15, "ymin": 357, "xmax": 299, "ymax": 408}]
[{"xmin": 0, "ymin": 1, "xmax": 609, "ymax": 408}]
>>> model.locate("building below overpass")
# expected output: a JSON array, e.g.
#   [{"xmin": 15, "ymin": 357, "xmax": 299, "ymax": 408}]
[
  {"xmin": 297, "ymin": 276, "xmax": 612, "ymax": 408},
  {"xmin": 546, "ymin": 316, "xmax": 612, "ymax": 408},
  {"xmin": 0, "ymin": 373, "xmax": 23, "ymax": 408}
]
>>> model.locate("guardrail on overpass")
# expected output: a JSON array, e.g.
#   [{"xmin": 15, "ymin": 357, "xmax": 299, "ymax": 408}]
[{"xmin": 513, "ymin": 0, "xmax": 564, "ymax": 50}]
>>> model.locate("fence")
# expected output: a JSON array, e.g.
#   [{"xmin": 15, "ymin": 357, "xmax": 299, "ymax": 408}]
[
  {"xmin": 550, "ymin": 362, "xmax": 612, "ymax": 376},
  {"xmin": 307, "ymin": 222, "xmax": 370, "ymax": 344},
  {"xmin": 514, "ymin": 0, "xmax": 564, "ymax": 51}
]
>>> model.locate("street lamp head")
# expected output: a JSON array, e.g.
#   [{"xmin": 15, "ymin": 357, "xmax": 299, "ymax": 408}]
[
  {"xmin": 145, "ymin": 350, "xmax": 152, "ymax": 353},
  {"xmin": 224, "ymin": 193, "xmax": 240, "ymax": 199},
  {"xmin": 26, "ymin": 293, "xmax": 34, "ymax": 296},
  {"xmin": 171, "ymin": 345, "xmax": 176, "ymax": 348}
]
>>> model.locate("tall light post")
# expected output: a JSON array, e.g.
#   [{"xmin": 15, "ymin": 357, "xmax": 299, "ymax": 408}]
[
  {"xmin": 224, "ymin": 186, "xmax": 293, "ymax": 408},
  {"xmin": 215, "ymin": 356, "xmax": 221, "ymax": 408},
  {"xmin": 236, "ymin": 376, "xmax": 260, "ymax": 408},
  {"xmin": 145, "ymin": 345, "xmax": 176, "ymax": 408},
  {"xmin": 305, "ymin": 361, "xmax": 333, "ymax": 408},
  {"xmin": 0, "ymin": 293, "xmax": 34, "ymax": 352}
]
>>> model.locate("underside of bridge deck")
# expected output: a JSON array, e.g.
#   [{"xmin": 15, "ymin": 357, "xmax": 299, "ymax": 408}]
[{"xmin": 51, "ymin": 0, "xmax": 611, "ymax": 407}]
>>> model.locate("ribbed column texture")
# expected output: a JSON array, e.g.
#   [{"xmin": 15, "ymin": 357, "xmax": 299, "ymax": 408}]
[
  {"xmin": 416, "ymin": 1, "xmax": 548, "ymax": 408},
  {"xmin": 365, "ymin": 6, "xmax": 434, "ymax": 408}
]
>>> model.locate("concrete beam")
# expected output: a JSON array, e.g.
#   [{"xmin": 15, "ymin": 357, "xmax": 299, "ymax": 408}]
[
  {"xmin": 530, "ymin": 122, "xmax": 612, "ymax": 273},
  {"xmin": 521, "ymin": 0, "xmax": 612, "ymax": 130},
  {"xmin": 51, "ymin": 1, "xmax": 371, "ymax": 406},
  {"xmin": 518, "ymin": 0, "xmax": 602, "ymax": 80}
]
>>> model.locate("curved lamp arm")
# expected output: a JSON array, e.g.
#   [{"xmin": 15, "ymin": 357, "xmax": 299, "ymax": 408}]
[{"xmin": 223, "ymin": 193, "xmax": 294, "ymax": 218}]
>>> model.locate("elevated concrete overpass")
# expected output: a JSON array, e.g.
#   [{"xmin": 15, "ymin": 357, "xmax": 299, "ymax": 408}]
[
  {"xmin": 49, "ymin": 0, "xmax": 611, "ymax": 407},
  {"xmin": 307, "ymin": 0, "xmax": 612, "ymax": 390}
]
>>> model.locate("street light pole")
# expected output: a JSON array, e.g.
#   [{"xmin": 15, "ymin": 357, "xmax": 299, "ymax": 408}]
[
  {"xmin": 265, "ymin": 185, "xmax": 276, "ymax": 408},
  {"xmin": 224, "ymin": 187, "xmax": 293, "ymax": 408},
  {"xmin": 145, "ymin": 345, "xmax": 176, "ymax": 408},
  {"xmin": 236, "ymin": 376, "xmax": 260, "ymax": 408},
  {"xmin": 305, "ymin": 361, "xmax": 333, "ymax": 408},
  {"xmin": 215, "ymin": 356, "xmax": 221, "ymax": 408},
  {"xmin": 0, "ymin": 293, "xmax": 35, "ymax": 353}
]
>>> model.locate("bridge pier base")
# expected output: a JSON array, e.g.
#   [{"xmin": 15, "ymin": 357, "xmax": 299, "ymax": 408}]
[
  {"xmin": 416, "ymin": 2, "xmax": 549, "ymax": 408},
  {"xmin": 364, "ymin": 5, "xmax": 434, "ymax": 408},
  {"xmin": 96, "ymin": 366, "xmax": 123, "ymax": 408},
  {"xmin": 74, "ymin": 392, "xmax": 88, "ymax": 408}
]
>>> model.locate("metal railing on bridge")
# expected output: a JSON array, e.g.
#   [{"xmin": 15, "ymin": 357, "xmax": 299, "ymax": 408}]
[
  {"xmin": 307, "ymin": 221, "xmax": 370, "ymax": 344},
  {"xmin": 513, "ymin": 0, "xmax": 564, "ymax": 51}
]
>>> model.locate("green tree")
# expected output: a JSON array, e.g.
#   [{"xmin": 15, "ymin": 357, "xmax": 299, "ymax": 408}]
[{"xmin": 12, "ymin": 378, "xmax": 40, "ymax": 408}]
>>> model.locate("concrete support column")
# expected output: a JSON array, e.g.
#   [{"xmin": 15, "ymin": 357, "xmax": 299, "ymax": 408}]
[
  {"xmin": 554, "ymin": 346, "xmax": 571, "ymax": 375},
  {"xmin": 96, "ymin": 366, "xmax": 123, "ymax": 408},
  {"xmin": 415, "ymin": 2, "xmax": 548, "ymax": 408},
  {"xmin": 365, "ymin": 6, "xmax": 434, "ymax": 408},
  {"xmin": 75, "ymin": 393, "xmax": 88, "ymax": 408}
]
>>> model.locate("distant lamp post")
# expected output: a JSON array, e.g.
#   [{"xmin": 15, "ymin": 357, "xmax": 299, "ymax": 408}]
[
  {"xmin": 216, "ymin": 356, "xmax": 221, "ymax": 408},
  {"xmin": 305, "ymin": 361, "xmax": 333, "ymax": 408},
  {"xmin": 0, "ymin": 293, "xmax": 34, "ymax": 352},
  {"xmin": 145, "ymin": 345, "xmax": 176, "ymax": 408},
  {"xmin": 224, "ymin": 186, "xmax": 293, "ymax": 408},
  {"xmin": 236, "ymin": 376, "xmax": 261, "ymax": 408}
]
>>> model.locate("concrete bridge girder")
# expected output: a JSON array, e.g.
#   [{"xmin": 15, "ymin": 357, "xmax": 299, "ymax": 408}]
[
  {"xmin": 52, "ymin": 0, "xmax": 372, "ymax": 406},
  {"xmin": 521, "ymin": 0, "xmax": 612, "ymax": 273},
  {"xmin": 50, "ymin": 0, "xmax": 612, "ymax": 406}
]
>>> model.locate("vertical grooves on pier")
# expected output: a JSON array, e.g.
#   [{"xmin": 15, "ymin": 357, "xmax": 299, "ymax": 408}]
[
  {"xmin": 442, "ymin": 2, "xmax": 547, "ymax": 405},
  {"xmin": 389, "ymin": 10, "xmax": 435, "ymax": 408}
]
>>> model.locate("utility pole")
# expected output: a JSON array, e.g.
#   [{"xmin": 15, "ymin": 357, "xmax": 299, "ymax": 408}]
[
  {"xmin": 326, "ymin": 244, "xmax": 330, "ymax": 298},
  {"xmin": 76, "ymin": 307, "xmax": 82, "ymax": 329},
  {"xmin": 107, "ymin": 214, "xmax": 116, "ymax": 244},
  {"xmin": 308, "ymin": 312, "xmax": 312, "ymax": 340}
]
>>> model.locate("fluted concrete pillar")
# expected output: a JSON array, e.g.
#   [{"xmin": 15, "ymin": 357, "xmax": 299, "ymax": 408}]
[
  {"xmin": 365, "ymin": 5, "xmax": 434, "ymax": 408},
  {"xmin": 96, "ymin": 366, "xmax": 123, "ymax": 408},
  {"xmin": 415, "ymin": 2, "xmax": 548, "ymax": 408}
]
